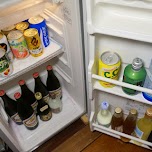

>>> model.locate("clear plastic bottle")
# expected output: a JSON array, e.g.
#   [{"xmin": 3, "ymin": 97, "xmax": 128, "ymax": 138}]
[
  {"xmin": 121, "ymin": 109, "xmax": 137, "ymax": 142},
  {"xmin": 97, "ymin": 101, "xmax": 112, "ymax": 127},
  {"xmin": 111, "ymin": 107, "xmax": 123, "ymax": 132}
]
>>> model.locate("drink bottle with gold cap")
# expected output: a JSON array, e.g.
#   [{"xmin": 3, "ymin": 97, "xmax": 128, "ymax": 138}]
[{"xmin": 134, "ymin": 107, "xmax": 152, "ymax": 141}]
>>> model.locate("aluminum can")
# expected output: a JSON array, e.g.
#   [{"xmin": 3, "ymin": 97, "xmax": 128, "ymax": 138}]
[
  {"xmin": 98, "ymin": 51, "xmax": 121, "ymax": 88},
  {"xmin": 24, "ymin": 28, "xmax": 43, "ymax": 57},
  {"xmin": 0, "ymin": 32, "xmax": 14, "ymax": 62},
  {"xmin": 1, "ymin": 25, "xmax": 16, "ymax": 36},
  {"xmin": 16, "ymin": 22, "xmax": 29, "ymax": 33},
  {"xmin": 7, "ymin": 30, "xmax": 29, "ymax": 59},
  {"xmin": 28, "ymin": 16, "xmax": 50, "ymax": 48},
  {"xmin": 0, "ymin": 48, "xmax": 13, "ymax": 77}
]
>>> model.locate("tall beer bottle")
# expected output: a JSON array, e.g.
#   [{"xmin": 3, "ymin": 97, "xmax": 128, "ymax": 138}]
[
  {"xmin": 0, "ymin": 90, "xmax": 22, "ymax": 125},
  {"xmin": 33, "ymin": 72, "xmax": 50, "ymax": 103},
  {"xmin": 35, "ymin": 92, "xmax": 52, "ymax": 121},
  {"xmin": 122, "ymin": 58, "xmax": 146, "ymax": 95},
  {"xmin": 18, "ymin": 80, "xmax": 38, "ymax": 113},
  {"xmin": 14, "ymin": 92, "xmax": 38, "ymax": 130},
  {"xmin": 46, "ymin": 65, "xmax": 62, "ymax": 99}
]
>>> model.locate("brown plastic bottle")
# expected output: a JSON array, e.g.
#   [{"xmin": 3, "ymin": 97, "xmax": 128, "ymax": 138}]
[
  {"xmin": 111, "ymin": 107, "xmax": 123, "ymax": 132},
  {"xmin": 121, "ymin": 109, "xmax": 137, "ymax": 142}
]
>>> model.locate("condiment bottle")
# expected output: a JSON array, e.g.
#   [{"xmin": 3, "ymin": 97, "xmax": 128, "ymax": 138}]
[
  {"xmin": 0, "ymin": 90, "xmax": 22, "ymax": 125},
  {"xmin": 33, "ymin": 72, "xmax": 50, "ymax": 103},
  {"xmin": 18, "ymin": 80, "xmax": 38, "ymax": 114},
  {"xmin": 134, "ymin": 107, "xmax": 152, "ymax": 141},
  {"xmin": 14, "ymin": 92, "xmax": 38, "ymax": 130},
  {"xmin": 111, "ymin": 107, "xmax": 123, "ymax": 132},
  {"xmin": 122, "ymin": 58, "xmax": 146, "ymax": 95},
  {"xmin": 97, "ymin": 101, "xmax": 112, "ymax": 127},
  {"xmin": 35, "ymin": 92, "xmax": 52, "ymax": 121},
  {"xmin": 121, "ymin": 109, "xmax": 137, "ymax": 142}
]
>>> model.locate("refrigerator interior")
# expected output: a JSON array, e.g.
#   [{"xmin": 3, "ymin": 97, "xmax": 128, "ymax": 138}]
[
  {"xmin": 87, "ymin": 0, "xmax": 152, "ymax": 150},
  {"xmin": 0, "ymin": 0, "xmax": 86, "ymax": 152}
]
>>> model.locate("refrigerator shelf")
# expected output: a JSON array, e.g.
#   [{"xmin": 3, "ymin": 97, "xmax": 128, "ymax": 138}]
[
  {"xmin": 0, "ymin": 38, "xmax": 63, "ymax": 86},
  {"xmin": 90, "ymin": 112, "xmax": 152, "ymax": 149},
  {"xmin": 9, "ymin": 89, "xmax": 83, "ymax": 152}
]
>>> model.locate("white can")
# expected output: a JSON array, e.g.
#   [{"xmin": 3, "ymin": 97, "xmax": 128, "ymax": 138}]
[{"xmin": 0, "ymin": 32, "xmax": 14, "ymax": 62}]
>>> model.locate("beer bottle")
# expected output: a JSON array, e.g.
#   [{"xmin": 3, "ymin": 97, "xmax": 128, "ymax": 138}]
[
  {"xmin": 14, "ymin": 92, "xmax": 38, "ymax": 130},
  {"xmin": 35, "ymin": 92, "xmax": 52, "ymax": 121},
  {"xmin": 111, "ymin": 107, "xmax": 123, "ymax": 132},
  {"xmin": 18, "ymin": 80, "xmax": 38, "ymax": 113},
  {"xmin": 0, "ymin": 90, "xmax": 22, "ymax": 125},
  {"xmin": 46, "ymin": 65, "xmax": 62, "ymax": 99},
  {"xmin": 121, "ymin": 109, "xmax": 137, "ymax": 142},
  {"xmin": 33, "ymin": 72, "xmax": 50, "ymax": 103}
]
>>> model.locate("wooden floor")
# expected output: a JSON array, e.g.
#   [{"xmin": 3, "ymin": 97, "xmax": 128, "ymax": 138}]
[{"xmin": 34, "ymin": 118, "xmax": 151, "ymax": 152}]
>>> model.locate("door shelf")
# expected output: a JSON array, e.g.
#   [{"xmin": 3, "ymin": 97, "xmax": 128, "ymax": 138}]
[
  {"xmin": 10, "ymin": 89, "xmax": 83, "ymax": 152},
  {"xmin": 0, "ymin": 38, "xmax": 63, "ymax": 86},
  {"xmin": 90, "ymin": 112, "xmax": 152, "ymax": 149}
]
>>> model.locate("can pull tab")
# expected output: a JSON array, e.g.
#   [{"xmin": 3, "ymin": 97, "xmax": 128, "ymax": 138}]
[{"xmin": 105, "ymin": 55, "xmax": 113, "ymax": 64}]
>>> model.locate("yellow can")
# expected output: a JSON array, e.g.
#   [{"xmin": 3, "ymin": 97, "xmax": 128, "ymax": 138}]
[
  {"xmin": 24, "ymin": 28, "xmax": 43, "ymax": 57},
  {"xmin": 98, "ymin": 51, "xmax": 121, "ymax": 88},
  {"xmin": 16, "ymin": 22, "xmax": 29, "ymax": 33}
]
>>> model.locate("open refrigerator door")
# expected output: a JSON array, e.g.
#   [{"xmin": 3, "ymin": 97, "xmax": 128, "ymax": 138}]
[
  {"xmin": 0, "ymin": 0, "xmax": 86, "ymax": 152},
  {"xmin": 87, "ymin": 0, "xmax": 152, "ymax": 150}
]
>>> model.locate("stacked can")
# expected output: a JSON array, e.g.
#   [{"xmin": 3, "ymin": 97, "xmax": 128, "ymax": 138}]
[
  {"xmin": 28, "ymin": 16, "xmax": 50, "ymax": 48},
  {"xmin": 16, "ymin": 22, "xmax": 29, "ymax": 33},
  {"xmin": 1, "ymin": 25, "xmax": 16, "ymax": 36}
]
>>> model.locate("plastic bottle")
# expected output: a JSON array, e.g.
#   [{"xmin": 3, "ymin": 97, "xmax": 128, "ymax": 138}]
[
  {"xmin": 97, "ymin": 101, "xmax": 112, "ymax": 127},
  {"xmin": 0, "ymin": 90, "xmax": 22, "ymax": 125},
  {"xmin": 134, "ymin": 107, "xmax": 152, "ymax": 141},
  {"xmin": 14, "ymin": 92, "xmax": 38, "ymax": 130},
  {"xmin": 122, "ymin": 58, "xmax": 146, "ymax": 95},
  {"xmin": 46, "ymin": 65, "xmax": 62, "ymax": 99},
  {"xmin": 111, "ymin": 107, "xmax": 123, "ymax": 132},
  {"xmin": 121, "ymin": 109, "xmax": 137, "ymax": 142},
  {"xmin": 18, "ymin": 80, "xmax": 38, "ymax": 113},
  {"xmin": 35, "ymin": 92, "xmax": 52, "ymax": 121},
  {"xmin": 33, "ymin": 72, "xmax": 50, "ymax": 103}
]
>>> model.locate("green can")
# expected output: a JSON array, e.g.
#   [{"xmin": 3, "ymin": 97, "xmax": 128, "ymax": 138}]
[{"xmin": 122, "ymin": 58, "xmax": 147, "ymax": 95}]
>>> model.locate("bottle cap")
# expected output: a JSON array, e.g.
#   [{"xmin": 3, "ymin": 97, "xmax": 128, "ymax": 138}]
[
  {"xmin": 132, "ymin": 58, "xmax": 143, "ymax": 70},
  {"xmin": 18, "ymin": 80, "xmax": 25, "ymax": 86},
  {"xmin": 101, "ymin": 101, "xmax": 109, "ymax": 110},
  {"xmin": 46, "ymin": 65, "xmax": 53, "ymax": 71},
  {"xmin": 0, "ymin": 90, "xmax": 5, "ymax": 96},
  {"xmin": 130, "ymin": 109, "xmax": 137, "ymax": 115},
  {"xmin": 115, "ymin": 107, "xmax": 122, "ymax": 114},
  {"xmin": 146, "ymin": 107, "xmax": 152, "ymax": 117},
  {"xmin": 14, "ymin": 92, "xmax": 21, "ymax": 99},
  {"xmin": 33, "ymin": 72, "xmax": 39, "ymax": 78},
  {"xmin": 35, "ymin": 92, "xmax": 42, "ymax": 100}
]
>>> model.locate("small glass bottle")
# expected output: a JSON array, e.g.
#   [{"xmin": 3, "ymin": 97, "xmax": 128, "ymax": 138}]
[
  {"xmin": 97, "ymin": 101, "xmax": 112, "ymax": 127},
  {"xmin": 121, "ymin": 109, "xmax": 137, "ymax": 142},
  {"xmin": 111, "ymin": 107, "xmax": 123, "ymax": 132}
]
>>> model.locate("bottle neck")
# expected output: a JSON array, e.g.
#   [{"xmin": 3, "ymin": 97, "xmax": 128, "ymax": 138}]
[
  {"xmin": 101, "ymin": 109, "xmax": 108, "ymax": 116},
  {"xmin": 114, "ymin": 112, "xmax": 122, "ymax": 118},
  {"xmin": 48, "ymin": 70, "xmax": 54, "ymax": 77},
  {"xmin": 35, "ymin": 76, "xmax": 42, "ymax": 83},
  {"xmin": 1, "ymin": 94, "xmax": 13, "ymax": 105}
]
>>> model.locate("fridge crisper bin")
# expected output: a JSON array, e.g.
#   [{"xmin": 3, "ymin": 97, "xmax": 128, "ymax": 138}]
[{"xmin": 86, "ymin": 0, "xmax": 152, "ymax": 43}]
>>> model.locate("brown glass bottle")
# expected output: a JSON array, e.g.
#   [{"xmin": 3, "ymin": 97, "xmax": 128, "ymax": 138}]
[
  {"xmin": 14, "ymin": 92, "xmax": 38, "ymax": 130},
  {"xmin": 121, "ymin": 109, "xmax": 137, "ymax": 142},
  {"xmin": 35, "ymin": 92, "xmax": 52, "ymax": 121},
  {"xmin": 111, "ymin": 107, "xmax": 123, "ymax": 132},
  {"xmin": 0, "ymin": 90, "xmax": 22, "ymax": 125}
]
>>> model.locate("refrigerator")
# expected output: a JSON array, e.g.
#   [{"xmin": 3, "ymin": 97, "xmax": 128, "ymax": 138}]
[{"xmin": 0, "ymin": 0, "xmax": 152, "ymax": 151}]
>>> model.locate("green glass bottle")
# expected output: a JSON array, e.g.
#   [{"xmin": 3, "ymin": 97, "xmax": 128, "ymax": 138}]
[{"xmin": 122, "ymin": 58, "xmax": 146, "ymax": 95}]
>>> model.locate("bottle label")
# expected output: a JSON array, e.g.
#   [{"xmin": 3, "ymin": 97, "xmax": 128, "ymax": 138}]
[
  {"xmin": 43, "ymin": 94, "xmax": 50, "ymax": 103},
  {"xmin": 31, "ymin": 100, "xmax": 38, "ymax": 113},
  {"xmin": 114, "ymin": 125, "xmax": 123, "ymax": 132},
  {"xmin": 49, "ymin": 87, "xmax": 62, "ymax": 99},
  {"xmin": 11, "ymin": 113, "xmax": 22, "ymax": 123},
  {"xmin": 134, "ymin": 125, "xmax": 144, "ymax": 139},
  {"xmin": 40, "ymin": 111, "xmax": 52, "ymax": 121},
  {"xmin": 40, "ymin": 105, "xmax": 49, "ymax": 112},
  {"xmin": 23, "ymin": 113, "xmax": 38, "ymax": 128}
]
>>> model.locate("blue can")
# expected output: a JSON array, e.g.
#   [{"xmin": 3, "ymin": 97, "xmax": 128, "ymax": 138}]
[{"xmin": 28, "ymin": 16, "xmax": 50, "ymax": 48}]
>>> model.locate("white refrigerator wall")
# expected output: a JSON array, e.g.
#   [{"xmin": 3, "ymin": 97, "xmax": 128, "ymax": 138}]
[{"xmin": 0, "ymin": 0, "xmax": 86, "ymax": 152}]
